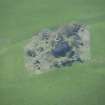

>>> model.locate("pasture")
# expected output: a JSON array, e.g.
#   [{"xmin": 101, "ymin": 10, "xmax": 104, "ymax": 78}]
[{"xmin": 0, "ymin": 0, "xmax": 105, "ymax": 105}]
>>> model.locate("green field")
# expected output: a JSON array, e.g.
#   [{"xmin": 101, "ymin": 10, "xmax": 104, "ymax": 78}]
[{"xmin": 0, "ymin": 0, "xmax": 105, "ymax": 105}]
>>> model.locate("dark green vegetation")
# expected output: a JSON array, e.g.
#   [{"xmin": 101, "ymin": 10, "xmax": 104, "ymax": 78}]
[{"xmin": 0, "ymin": 0, "xmax": 105, "ymax": 105}]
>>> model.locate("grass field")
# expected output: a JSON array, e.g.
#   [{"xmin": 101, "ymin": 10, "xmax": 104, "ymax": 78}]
[{"xmin": 0, "ymin": 0, "xmax": 105, "ymax": 105}]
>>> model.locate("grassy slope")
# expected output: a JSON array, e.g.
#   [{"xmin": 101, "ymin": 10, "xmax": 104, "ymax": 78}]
[{"xmin": 0, "ymin": 0, "xmax": 105, "ymax": 105}]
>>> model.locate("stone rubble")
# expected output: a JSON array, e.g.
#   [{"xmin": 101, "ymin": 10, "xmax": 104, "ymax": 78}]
[{"xmin": 24, "ymin": 23, "xmax": 90, "ymax": 74}]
